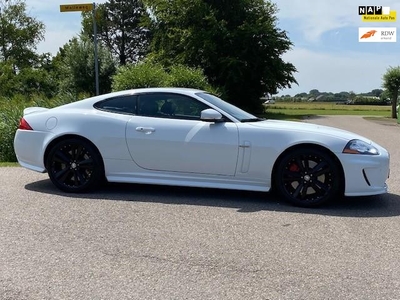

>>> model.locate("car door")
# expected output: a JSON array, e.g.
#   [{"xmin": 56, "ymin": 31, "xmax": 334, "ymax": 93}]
[{"xmin": 125, "ymin": 92, "xmax": 239, "ymax": 176}]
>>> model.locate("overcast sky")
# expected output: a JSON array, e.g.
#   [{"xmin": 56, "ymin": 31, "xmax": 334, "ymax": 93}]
[{"xmin": 26, "ymin": 0, "xmax": 400, "ymax": 96}]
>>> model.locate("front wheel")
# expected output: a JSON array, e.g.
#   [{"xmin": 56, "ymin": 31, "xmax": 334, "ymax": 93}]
[
  {"xmin": 46, "ymin": 138, "xmax": 104, "ymax": 193},
  {"xmin": 274, "ymin": 148, "xmax": 342, "ymax": 207}
]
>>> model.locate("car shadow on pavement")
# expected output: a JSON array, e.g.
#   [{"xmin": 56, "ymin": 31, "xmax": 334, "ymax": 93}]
[{"xmin": 25, "ymin": 179, "xmax": 400, "ymax": 218}]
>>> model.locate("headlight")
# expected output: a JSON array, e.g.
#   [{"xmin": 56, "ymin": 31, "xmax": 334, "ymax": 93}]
[{"xmin": 343, "ymin": 139, "xmax": 379, "ymax": 155}]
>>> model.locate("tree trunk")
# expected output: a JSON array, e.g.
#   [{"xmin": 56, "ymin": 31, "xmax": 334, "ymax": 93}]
[{"xmin": 392, "ymin": 90, "xmax": 398, "ymax": 119}]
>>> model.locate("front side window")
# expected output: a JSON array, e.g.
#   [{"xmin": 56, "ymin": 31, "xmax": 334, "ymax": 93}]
[
  {"xmin": 196, "ymin": 92, "xmax": 258, "ymax": 122},
  {"xmin": 138, "ymin": 93, "xmax": 211, "ymax": 120}
]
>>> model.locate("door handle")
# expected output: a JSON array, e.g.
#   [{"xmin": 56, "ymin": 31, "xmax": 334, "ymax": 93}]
[{"xmin": 136, "ymin": 127, "xmax": 155, "ymax": 134}]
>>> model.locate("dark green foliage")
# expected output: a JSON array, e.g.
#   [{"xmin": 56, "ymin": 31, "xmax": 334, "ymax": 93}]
[
  {"xmin": 112, "ymin": 61, "xmax": 168, "ymax": 90},
  {"xmin": 0, "ymin": 0, "xmax": 45, "ymax": 70},
  {"xmin": 0, "ymin": 61, "xmax": 17, "ymax": 96},
  {"xmin": 370, "ymin": 89, "xmax": 384, "ymax": 98},
  {"xmin": 0, "ymin": 122, "xmax": 17, "ymax": 162},
  {"xmin": 0, "ymin": 60, "xmax": 57, "ymax": 98},
  {"xmin": 0, "ymin": 1, "xmax": 57, "ymax": 99},
  {"xmin": 165, "ymin": 65, "xmax": 216, "ymax": 92},
  {"xmin": 145, "ymin": 0, "xmax": 297, "ymax": 113},
  {"xmin": 112, "ymin": 61, "xmax": 214, "ymax": 92},
  {"xmin": 81, "ymin": 0, "xmax": 151, "ymax": 65},
  {"xmin": 309, "ymin": 89, "xmax": 320, "ymax": 96},
  {"xmin": 16, "ymin": 68, "xmax": 57, "ymax": 98},
  {"xmin": 382, "ymin": 66, "xmax": 400, "ymax": 118},
  {"xmin": 0, "ymin": 101, "xmax": 23, "ymax": 162},
  {"xmin": 352, "ymin": 97, "xmax": 388, "ymax": 105},
  {"xmin": 55, "ymin": 36, "xmax": 117, "ymax": 96}
]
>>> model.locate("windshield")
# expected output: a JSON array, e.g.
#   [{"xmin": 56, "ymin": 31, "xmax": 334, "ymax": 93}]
[{"xmin": 196, "ymin": 92, "xmax": 258, "ymax": 122}]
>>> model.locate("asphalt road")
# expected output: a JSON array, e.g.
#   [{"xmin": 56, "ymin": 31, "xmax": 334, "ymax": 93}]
[{"xmin": 1, "ymin": 116, "xmax": 400, "ymax": 300}]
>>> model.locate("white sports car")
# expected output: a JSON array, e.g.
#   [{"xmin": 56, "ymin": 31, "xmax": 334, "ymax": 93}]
[{"xmin": 14, "ymin": 88, "xmax": 390, "ymax": 207}]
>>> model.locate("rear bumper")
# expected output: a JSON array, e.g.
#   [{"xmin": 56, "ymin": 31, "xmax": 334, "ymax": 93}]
[{"xmin": 14, "ymin": 130, "xmax": 53, "ymax": 173}]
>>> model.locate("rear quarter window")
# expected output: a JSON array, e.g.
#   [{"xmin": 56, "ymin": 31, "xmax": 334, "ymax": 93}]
[{"xmin": 94, "ymin": 95, "xmax": 137, "ymax": 115}]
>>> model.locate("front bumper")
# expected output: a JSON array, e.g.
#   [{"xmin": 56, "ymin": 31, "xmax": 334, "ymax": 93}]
[{"xmin": 339, "ymin": 149, "xmax": 390, "ymax": 196}]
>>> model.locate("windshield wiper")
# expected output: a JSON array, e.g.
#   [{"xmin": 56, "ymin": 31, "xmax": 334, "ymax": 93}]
[{"xmin": 240, "ymin": 117, "xmax": 265, "ymax": 123}]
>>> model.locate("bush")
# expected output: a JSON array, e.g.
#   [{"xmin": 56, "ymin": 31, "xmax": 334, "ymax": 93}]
[
  {"xmin": 38, "ymin": 92, "xmax": 87, "ymax": 108},
  {"xmin": 0, "ymin": 105, "xmax": 23, "ymax": 162},
  {"xmin": 352, "ymin": 96, "xmax": 388, "ymax": 105},
  {"xmin": 112, "ymin": 62, "xmax": 169, "ymax": 91},
  {"xmin": 112, "ymin": 61, "xmax": 216, "ymax": 93},
  {"xmin": 165, "ymin": 65, "xmax": 213, "ymax": 91}
]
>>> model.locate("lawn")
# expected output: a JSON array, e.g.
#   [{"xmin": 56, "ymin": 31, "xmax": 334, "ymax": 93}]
[{"xmin": 261, "ymin": 102, "xmax": 392, "ymax": 120}]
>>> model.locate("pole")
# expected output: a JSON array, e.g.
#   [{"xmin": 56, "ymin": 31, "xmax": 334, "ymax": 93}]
[{"xmin": 92, "ymin": 2, "xmax": 99, "ymax": 95}]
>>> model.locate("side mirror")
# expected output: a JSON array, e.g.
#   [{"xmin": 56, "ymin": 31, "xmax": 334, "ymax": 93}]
[{"xmin": 200, "ymin": 109, "xmax": 223, "ymax": 122}]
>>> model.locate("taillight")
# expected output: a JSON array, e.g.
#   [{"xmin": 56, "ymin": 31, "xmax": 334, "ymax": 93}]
[{"xmin": 18, "ymin": 118, "xmax": 33, "ymax": 130}]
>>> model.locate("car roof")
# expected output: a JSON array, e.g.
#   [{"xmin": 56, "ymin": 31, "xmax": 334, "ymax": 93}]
[
  {"xmin": 112, "ymin": 87, "xmax": 205, "ymax": 98},
  {"xmin": 54, "ymin": 87, "xmax": 207, "ymax": 110}
]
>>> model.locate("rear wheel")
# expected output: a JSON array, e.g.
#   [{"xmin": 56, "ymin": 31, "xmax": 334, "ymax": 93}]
[
  {"xmin": 46, "ymin": 138, "xmax": 103, "ymax": 193},
  {"xmin": 274, "ymin": 148, "xmax": 342, "ymax": 207}
]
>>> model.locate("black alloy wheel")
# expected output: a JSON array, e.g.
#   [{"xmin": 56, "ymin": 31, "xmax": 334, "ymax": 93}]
[
  {"xmin": 46, "ymin": 138, "xmax": 103, "ymax": 193},
  {"xmin": 274, "ymin": 148, "xmax": 342, "ymax": 207}
]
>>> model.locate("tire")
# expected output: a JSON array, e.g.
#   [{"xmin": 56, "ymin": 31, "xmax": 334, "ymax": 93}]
[
  {"xmin": 274, "ymin": 147, "xmax": 342, "ymax": 207},
  {"xmin": 46, "ymin": 138, "xmax": 104, "ymax": 193}
]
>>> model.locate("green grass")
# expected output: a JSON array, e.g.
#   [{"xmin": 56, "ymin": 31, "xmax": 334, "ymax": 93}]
[
  {"xmin": 0, "ymin": 162, "xmax": 19, "ymax": 167},
  {"xmin": 261, "ymin": 102, "xmax": 392, "ymax": 120}
]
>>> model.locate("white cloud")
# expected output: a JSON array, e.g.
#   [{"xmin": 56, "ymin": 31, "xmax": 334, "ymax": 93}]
[
  {"xmin": 273, "ymin": 1, "xmax": 400, "ymax": 95},
  {"xmin": 279, "ymin": 47, "xmax": 399, "ymax": 95}
]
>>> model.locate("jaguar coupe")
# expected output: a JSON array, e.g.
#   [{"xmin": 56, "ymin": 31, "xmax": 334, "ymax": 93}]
[{"xmin": 14, "ymin": 88, "xmax": 390, "ymax": 207}]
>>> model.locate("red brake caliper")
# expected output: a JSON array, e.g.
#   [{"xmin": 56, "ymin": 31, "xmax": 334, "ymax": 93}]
[{"xmin": 289, "ymin": 163, "xmax": 300, "ymax": 172}]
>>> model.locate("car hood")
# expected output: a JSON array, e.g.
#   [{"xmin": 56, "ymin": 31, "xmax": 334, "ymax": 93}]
[{"xmin": 247, "ymin": 119, "xmax": 372, "ymax": 143}]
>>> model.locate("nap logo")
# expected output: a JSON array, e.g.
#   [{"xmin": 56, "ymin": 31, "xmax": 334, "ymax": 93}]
[
  {"xmin": 358, "ymin": 6, "xmax": 397, "ymax": 22},
  {"xmin": 359, "ymin": 6, "xmax": 382, "ymax": 14},
  {"xmin": 358, "ymin": 27, "xmax": 397, "ymax": 42}
]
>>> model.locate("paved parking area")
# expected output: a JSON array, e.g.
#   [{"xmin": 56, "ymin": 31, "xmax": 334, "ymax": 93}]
[{"xmin": 1, "ymin": 116, "xmax": 400, "ymax": 300}]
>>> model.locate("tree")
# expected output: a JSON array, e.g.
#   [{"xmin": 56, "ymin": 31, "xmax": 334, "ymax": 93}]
[
  {"xmin": 370, "ymin": 88, "xmax": 383, "ymax": 97},
  {"xmin": 0, "ymin": 0, "xmax": 52, "ymax": 98},
  {"xmin": 0, "ymin": 0, "xmax": 45, "ymax": 70},
  {"xmin": 16, "ymin": 67, "xmax": 57, "ymax": 98},
  {"xmin": 309, "ymin": 89, "xmax": 319, "ymax": 96},
  {"xmin": 380, "ymin": 89, "xmax": 390, "ymax": 101},
  {"xmin": 54, "ymin": 36, "xmax": 117, "ymax": 96},
  {"xmin": 0, "ymin": 54, "xmax": 57, "ymax": 98},
  {"xmin": 349, "ymin": 91, "xmax": 356, "ymax": 101},
  {"xmin": 144, "ymin": 0, "xmax": 297, "ymax": 113},
  {"xmin": 334, "ymin": 92, "xmax": 349, "ymax": 100},
  {"xmin": 81, "ymin": 0, "xmax": 150, "ymax": 65},
  {"xmin": 382, "ymin": 66, "xmax": 400, "ymax": 118},
  {"xmin": 295, "ymin": 92, "xmax": 307, "ymax": 98}
]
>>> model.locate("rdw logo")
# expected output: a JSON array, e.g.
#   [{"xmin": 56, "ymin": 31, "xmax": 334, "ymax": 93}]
[{"xmin": 358, "ymin": 27, "xmax": 397, "ymax": 42}]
